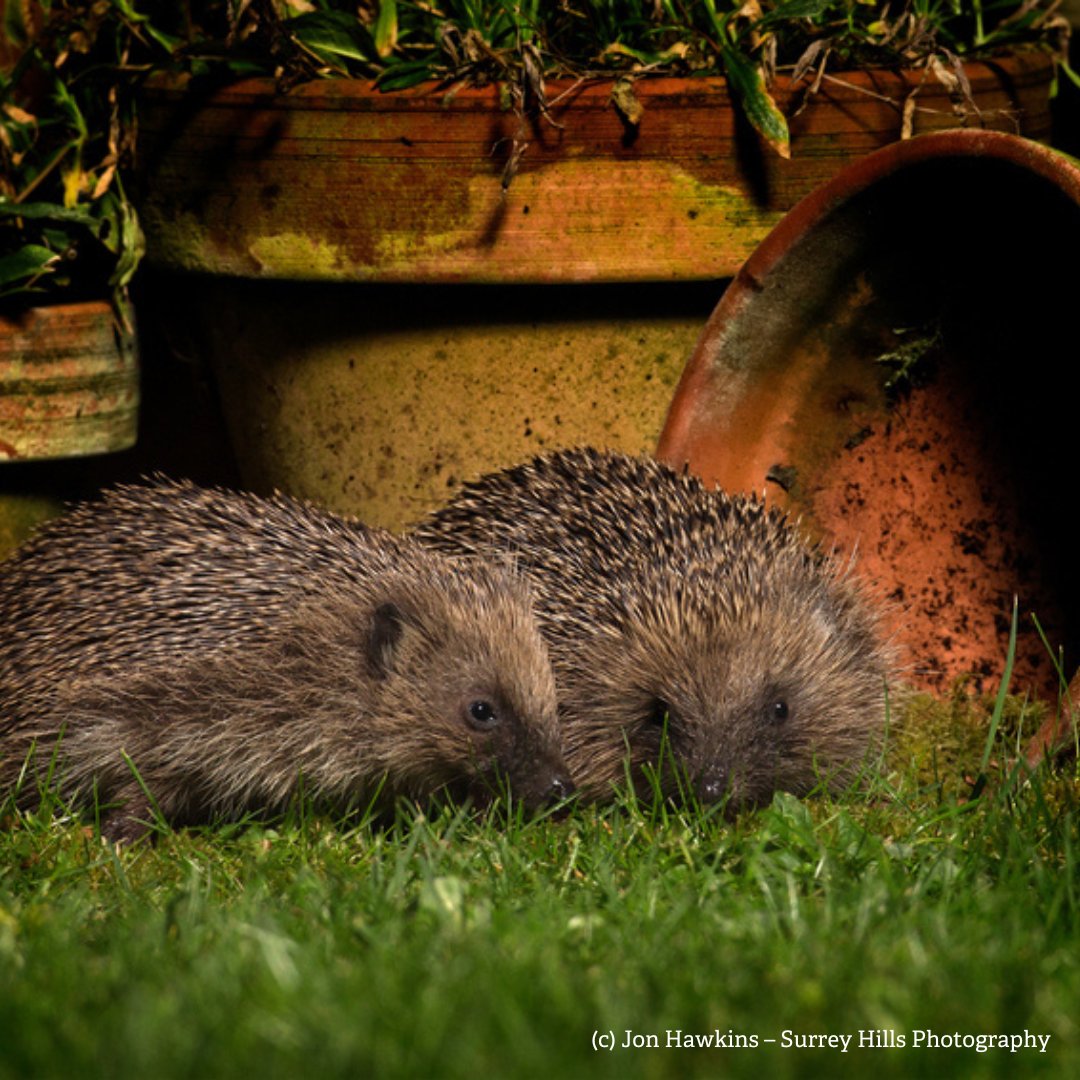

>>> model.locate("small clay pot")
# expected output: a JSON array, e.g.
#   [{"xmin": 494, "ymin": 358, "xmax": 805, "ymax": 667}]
[{"xmin": 0, "ymin": 300, "xmax": 138, "ymax": 462}]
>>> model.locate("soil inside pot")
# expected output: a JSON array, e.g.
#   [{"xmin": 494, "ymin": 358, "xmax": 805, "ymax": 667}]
[{"xmin": 810, "ymin": 155, "xmax": 1080, "ymax": 699}]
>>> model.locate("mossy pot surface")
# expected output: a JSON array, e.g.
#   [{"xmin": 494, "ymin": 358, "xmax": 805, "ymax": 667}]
[{"xmin": 138, "ymin": 54, "xmax": 1054, "ymax": 283}]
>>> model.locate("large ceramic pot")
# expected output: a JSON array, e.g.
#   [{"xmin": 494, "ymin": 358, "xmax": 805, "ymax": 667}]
[{"xmin": 135, "ymin": 55, "xmax": 1054, "ymax": 530}]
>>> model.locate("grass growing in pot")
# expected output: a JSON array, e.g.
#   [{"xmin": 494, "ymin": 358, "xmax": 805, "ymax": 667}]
[{"xmin": 172, "ymin": 0, "xmax": 1074, "ymax": 157}]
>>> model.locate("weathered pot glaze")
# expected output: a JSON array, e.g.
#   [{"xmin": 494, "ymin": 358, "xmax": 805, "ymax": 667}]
[
  {"xmin": 658, "ymin": 130, "xmax": 1080, "ymax": 739},
  {"xmin": 138, "ymin": 55, "xmax": 1053, "ymax": 282},
  {"xmin": 0, "ymin": 301, "xmax": 138, "ymax": 462}
]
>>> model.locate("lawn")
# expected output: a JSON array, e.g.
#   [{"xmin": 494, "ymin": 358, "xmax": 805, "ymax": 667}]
[{"xmin": 1, "ymin": 685, "xmax": 1076, "ymax": 1080}]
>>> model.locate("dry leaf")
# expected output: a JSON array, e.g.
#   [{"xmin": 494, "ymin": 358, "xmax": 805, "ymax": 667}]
[
  {"xmin": 499, "ymin": 137, "xmax": 529, "ymax": 192},
  {"xmin": 931, "ymin": 50, "xmax": 979, "ymax": 119},
  {"xmin": 92, "ymin": 164, "xmax": 116, "ymax": 200},
  {"xmin": 521, "ymin": 42, "xmax": 547, "ymax": 116},
  {"xmin": 901, "ymin": 90, "xmax": 917, "ymax": 140},
  {"xmin": 927, "ymin": 54, "xmax": 960, "ymax": 96},
  {"xmin": 62, "ymin": 165, "xmax": 85, "ymax": 208},
  {"xmin": 791, "ymin": 39, "xmax": 828, "ymax": 87},
  {"xmin": 610, "ymin": 78, "xmax": 644, "ymax": 127},
  {"xmin": 2, "ymin": 103, "xmax": 36, "ymax": 125}
]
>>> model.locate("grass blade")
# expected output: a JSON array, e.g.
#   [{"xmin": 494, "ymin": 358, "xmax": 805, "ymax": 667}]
[{"xmin": 971, "ymin": 596, "xmax": 1018, "ymax": 796}]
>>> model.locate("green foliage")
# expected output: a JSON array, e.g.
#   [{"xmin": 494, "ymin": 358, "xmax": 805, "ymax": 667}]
[
  {"xmin": 0, "ymin": 0, "xmax": 1068, "ymax": 308},
  {"xmin": 215, "ymin": 0, "xmax": 1067, "ymax": 155},
  {"xmin": 0, "ymin": 1, "xmax": 171, "ymax": 309}
]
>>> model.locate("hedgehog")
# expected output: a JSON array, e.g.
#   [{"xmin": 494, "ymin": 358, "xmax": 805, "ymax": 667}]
[
  {"xmin": 0, "ymin": 479, "xmax": 572, "ymax": 839},
  {"xmin": 413, "ymin": 447, "xmax": 896, "ymax": 810}
]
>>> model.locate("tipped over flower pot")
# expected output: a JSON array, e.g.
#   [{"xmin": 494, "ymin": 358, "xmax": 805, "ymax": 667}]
[{"xmin": 657, "ymin": 129, "xmax": 1080, "ymax": 758}]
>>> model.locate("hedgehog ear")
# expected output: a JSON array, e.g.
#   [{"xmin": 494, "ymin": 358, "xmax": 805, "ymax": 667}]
[{"xmin": 368, "ymin": 602, "xmax": 406, "ymax": 677}]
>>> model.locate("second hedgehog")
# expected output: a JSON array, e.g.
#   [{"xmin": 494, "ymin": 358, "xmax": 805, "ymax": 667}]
[
  {"xmin": 0, "ymin": 479, "xmax": 572, "ymax": 840},
  {"xmin": 414, "ymin": 447, "xmax": 896, "ymax": 809}
]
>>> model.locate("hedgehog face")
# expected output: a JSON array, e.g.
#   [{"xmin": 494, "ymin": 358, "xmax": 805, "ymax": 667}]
[
  {"xmin": 378, "ymin": 666, "xmax": 574, "ymax": 811},
  {"xmin": 554, "ymin": 575, "xmax": 891, "ymax": 811},
  {"xmin": 690, "ymin": 599, "xmax": 889, "ymax": 810},
  {"xmin": 370, "ymin": 585, "xmax": 574, "ymax": 812}
]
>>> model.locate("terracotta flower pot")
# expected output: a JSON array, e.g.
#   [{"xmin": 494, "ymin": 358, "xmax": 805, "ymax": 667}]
[
  {"xmin": 133, "ymin": 55, "xmax": 1054, "ymax": 532},
  {"xmin": 656, "ymin": 129, "xmax": 1080, "ymax": 755},
  {"xmin": 0, "ymin": 301, "xmax": 138, "ymax": 462},
  {"xmin": 138, "ymin": 54, "xmax": 1053, "ymax": 283},
  {"xmin": 0, "ymin": 299, "xmax": 139, "ymax": 557}
]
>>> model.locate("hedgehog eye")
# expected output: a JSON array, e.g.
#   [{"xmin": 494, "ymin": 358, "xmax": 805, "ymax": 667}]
[
  {"xmin": 466, "ymin": 699, "xmax": 499, "ymax": 730},
  {"xmin": 769, "ymin": 699, "xmax": 790, "ymax": 723}
]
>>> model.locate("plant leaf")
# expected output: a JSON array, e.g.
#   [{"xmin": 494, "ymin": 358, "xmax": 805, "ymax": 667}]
[
  {"xmin": 0, "ymin": 245, "xmax": 60, "ymax": 288},
  {"xmin": 720, "ymin": 44, "xmax": 790, "ymax": 158},
  {"xmin": 758, "ymin": 0, "xmax": 830, "ymax": 26},
  {"xmin": 288, "ymin": 11, "xmax": 379, "ymax": 66},
  {"xmin": 2, "ymin": 103, "xmax": 36, "ymax": 126},
  {"xmin": 375, "ymin": 0, "xmax": 398, "ymax": 60},
  {"xmin": 791, "ymin": 38, "xmax": 829, "ymax": 85},
  {"xmin": 610, "ymin": 78, "xmax": 645, "ymax": 127},
  {"xmin": 375, "ymin": 59, "xmax": 436, "ymax": 91},
  {"xmin": 599, "ymin": 41, "xmax": 654, "ymax": 66},
  {"xmin": 0, "ymin": 199, "xmax": 100, "ymax": 228},
  {"xmin": 109, "ymin": 198, "xmax": 145, "ymax": 288},
  {"xmin": 1, "ymin": 0, "xmax": 30, "ymax": 49},
  {"xmin": 62, "ymin": 165, "xmax": 86, "ymax": 208}
]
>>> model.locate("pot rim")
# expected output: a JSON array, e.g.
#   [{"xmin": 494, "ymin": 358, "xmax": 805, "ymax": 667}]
[
  {"xmin": 658, "ymin": 128, "xmax": 1080, "ymax": 464},
  {"xmin": 142, "ymin": 49, "xmax": 1054, "ymax": 110}
]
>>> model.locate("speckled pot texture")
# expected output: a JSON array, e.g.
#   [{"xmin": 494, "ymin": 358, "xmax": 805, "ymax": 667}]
[{"xmin": 162, "ymin": 277, "xmax": 712, "ymax": 532}]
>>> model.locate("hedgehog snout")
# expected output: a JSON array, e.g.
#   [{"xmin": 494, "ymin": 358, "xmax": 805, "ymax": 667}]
[
  {"xmin": 541, "ymin": 772, "xmax": 577, "ymax": 813},
  {"xmin": 696, "ymin": 771, "xmax": 726, "ymax": 803},
  {"xmin": 514, "ymin": 764, "xmax": 576, "ymax": 814},
  {"xmin": 545, "ymin": 773, "xmax": 576, "ymax": 802},
  {"xmin": 695, "ymin": 765, "xmax": 731, "ymax": 806}
]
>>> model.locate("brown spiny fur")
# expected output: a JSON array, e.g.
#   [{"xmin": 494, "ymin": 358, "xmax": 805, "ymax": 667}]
[
  {"xmin": 414, "ymin": 447, "xmax": 896, "ymax": 809},
  {"xmin": 0, "ymin": 479, "xmax": 571, "ymax": 840}
]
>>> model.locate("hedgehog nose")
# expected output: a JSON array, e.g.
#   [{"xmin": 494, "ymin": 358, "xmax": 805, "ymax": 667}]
[
  {"xmin": 697, "ymin": 769, "xmax": 729, "ymax": 804},
  {"xmin": 545, "ymin": 774, "xmax": 576, "ymax": 805}
]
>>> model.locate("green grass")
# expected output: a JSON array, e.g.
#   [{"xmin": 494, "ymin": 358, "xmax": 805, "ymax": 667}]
[{"xmin": 1, "ymin": 688, "xmax": 1078, "ymax": 1079}]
